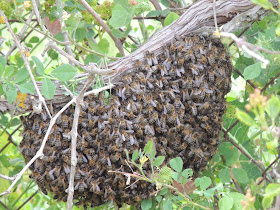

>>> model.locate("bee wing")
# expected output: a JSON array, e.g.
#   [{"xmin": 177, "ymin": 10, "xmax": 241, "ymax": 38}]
[{"xmin": 74, "ymin": 183, "xmax": 80, "ymax": 190}]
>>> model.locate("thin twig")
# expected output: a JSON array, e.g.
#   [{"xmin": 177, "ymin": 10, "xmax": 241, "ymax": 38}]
[
  {"xmin": 5, "ymin": 11, "xmax": 35, "ymax": 59},
  {"xmin": 16, "ymin": 190, "xmax": 39, "ymax": 210},
  {"xmin": 0, "ymin": 201, "xmax": 9, "ymax": 210},
  {"xmin": 44, "ymin": 41, "xmax": 114, "ymax": 75},
  {"xmin": 31, "ymin": 0, "xmax": 47, "ymax": 33},
  {"xmin": 66, "ymin": 75, "xmax": 94, "ymax": 210},
  {"xmin": 0, "ymin": 98, "xmax": 74, "ymax": 197},
  {"xmin": 0, "ymin": 174, "xmax": 15, "ymax": 181},
  {"xmin": 261, "ymin": 72, "xmax": 280, "ymax": 92},
  {"xmin": 77, "ymin": 0, "xmax": 125, "ymax": 56},
  {"xmin": 223, "ymin": 128, "xmax": 272, "ymax": 183},
  {"xmin": 220, "ymin": 32, "xmax": 269, "ymax": 67},
  {"xmin": 213, "ymin": 0, "xmax": 218, "ymax": 32},
  {"xmin": 1, "ymin": 11, "xmax": 52, "ymax": 119},
  {"xmin": 233, "ymin": 68, "xmax": 257, "ymax": 89}
]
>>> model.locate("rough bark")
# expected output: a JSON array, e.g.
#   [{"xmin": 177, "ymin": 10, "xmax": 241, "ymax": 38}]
[{"xmin": 0, "ymin": 0, "xmax": 270, "ymax": 113}]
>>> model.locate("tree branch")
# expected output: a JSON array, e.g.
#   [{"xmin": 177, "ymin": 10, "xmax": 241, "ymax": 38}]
[
  {"xmin": 77, "ymin": 0, "xmax": 125, "ymax": 56},
  {"xmin": 1, "ymin": 11, "xmax": 52, "ymax": 119}
]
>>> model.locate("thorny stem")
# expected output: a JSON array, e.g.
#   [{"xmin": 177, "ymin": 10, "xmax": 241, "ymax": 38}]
[
  {"xmin": 1, "ymin": 11, "xmax": 52, "ymax": 119},
  {"xmin": 66, "ymin": 75, "xmax": 94, "ymax": 210},
  {"xmin": 108, "ymin": 170, "xmax": 211, "ymax": 210}
]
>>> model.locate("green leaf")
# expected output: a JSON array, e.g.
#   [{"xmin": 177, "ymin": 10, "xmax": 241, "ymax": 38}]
[
  {"xmin": 182, "ymin": 168, "xmax": 193, "ymax": 178},
  {"xmin": 85, "ymin": 54, "xmax": 102, "ymax": 64},
  {"xmin": 203, "ymin": 188, "xmax": 215, "ymax": 199},
  {"xmin": 219, "ymin": 142, "xmax": 239, "ymax": 166},
  {"xmin": 47, "ymin": 49, "xmax": 59, "ymax": 60},
  {"xmin": 276, "ymin": 23, "xmax": 280, "ymax": 36},
  {"xmin": 51, "ymin": 64, "xmax": 77, "ymax": 81},
  {"xmin": 144, "ymin": 140, "xmax": 154, "ymax": 154},
  {"xmin": 251, "ymin": 0, "xmax": 273, "ymax": 10},
  {"xmin": 86, "ymin": 29, "xmax": 95, "ymax": 40},
  {"xmin": 229, "ymin": 192, "xmax": 246, "ymax": 210},
  {"xmin": 219, "ymin": 195, "xmax": 233, "ymax": 210},
  {"xmin": 18, "ymin": 82, "xmax": 35, "ymax": 94},
  {"xmin": 5, "ymin": 84, "xmax": 17, "ymax": 103},
  {"xmin": 14, "ymin": 67, "xmax": 29, "ymax": 83},
  {"xmin": 218, "ymin": 168, "xmax": 231, "ymax": 184},
  {"xmin": 236, "ymin": 109, "xmax": 255, "ymax": 126},
  {"xmin": 164, "ymin": 12, "xmax": 179, "ymax": 26},
  {"xmin": 265, "ymin": 95, "xmax": 280, "ymax": 120},
  {"xmin": 75, "ymin": 27, "xmax": 86, "ymax": 41},
  {"xmin": 112, "ymin": 29, "xmax": 125, "ymax": 38},
  {"xmin": 262, "ymin": 183, "xmax": 280, "ymax": 208},
  {"xmin": 170, "ymin": 157, "xmax": 183, "ymax": 172},
  {"xmin": 132, "ymin": 150, "xmax": 139, "ymax": 161},
  {"xmin": 31, "ymin": 56, "xmax": 44, "ymax": 76},
  {"xmin": 98, "ymin": 39, "xmax": 110, "ymax": 54},
  {"xmin": 29, "ymin": 36, "xmax": 39, "ymax": 43},
  {"xmin": 109, "ymin": 4, "xmax": 133, "ymax": 28},
  {"xmin": 232, "ymin": 168, "xmax": 249, "ymax": 183},
  {"xmin": 0, "ymin": 56, "xmax": 6, "ymax": 76},
  {"xmin": 153, "ymin": 156, "xmax": 165, "ymax": 167},
  {"xmin": 146, "ymin": 10, "xmax": 162, "ymax": 17},
  {"xmin": 243, "ymin": 62, "xmax": 262, "ymax": 80},
  {"xmin": 41, "ymin": 78, "xmax": 56, "ymax": 99},
  {"xmin": 141, "ymin": 199, "xmax": 152, "ymax": 210},
  {"xmin": 198, "ymin": 176, "xmax": 211, "ymax": 191},
  {"xmin": 163, "ymin": 200, "xmax": 172, "ymax": 210}
]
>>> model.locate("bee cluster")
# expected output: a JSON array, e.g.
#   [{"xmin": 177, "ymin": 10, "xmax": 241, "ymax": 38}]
[{"xmin": 20, "ymin": 34, "xmax": 232, "ymax": 207}]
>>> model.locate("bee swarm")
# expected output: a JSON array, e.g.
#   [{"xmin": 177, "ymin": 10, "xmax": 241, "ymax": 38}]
[{"xmin": 20, "ymin": 34, "xmax": 232, "ymax": 207}]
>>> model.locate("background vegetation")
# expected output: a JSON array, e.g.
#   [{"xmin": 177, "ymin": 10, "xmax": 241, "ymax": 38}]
[{"xmin": 0, "ymin": 0, "xmax": 280, "ymax": 209}]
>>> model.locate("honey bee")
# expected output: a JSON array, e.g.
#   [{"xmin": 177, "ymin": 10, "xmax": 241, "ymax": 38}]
[
  {"xmin": 104, "ymin": 185, "xmax": 116, "ymax": 200},
  {"xmin": 40, "ymin": 122, "xmax": 48, "ymax": 134},
  {"xmin": 32, "ymin": 118, "xmax": 40, "ymax": 131},
  {"xmin": 89, "ymin": 154, "xmax": 98, "ymax": 166},
  {"xmin": 207, "ymin": 52, "xmax": 216, "ymax": 65},
  {"xmin": 90, "ymin": 178, "xmax": 102, "ymax": 194},
  {"xmin": 149, "ymin": 111, "xmax": 159, "ymax": 124},
  {"xmin": 134, "ymin": 59, "xmax": 143, "ymax": 71},
  {"xmin": 145, "ymin": 51, "xmax": 153, "ymax": 66},
  {"xmin": 162, "ymin": 57, "xmax": 172, "ymax": 70},
  {"xmin": 111, "ymin": 127, "xmax": 120, "ymax": 139},
  {"xmin": 61, "ymin": 115, "xmax": 69, "ymax": 128},
  {"xmin": 111, "ymin": 152, "xmax": 121, "ymax": 163},
  {"xmin": 208, "ymin": 70, "xmax": 215, "ymax": 82},
  {"xmin": 185, "ymin": 49, "xmax": 195, "ymax": 61},
  {"xmin": 150, "ymin": 52, "xmax": 158, "ymax": 65},
  {"xmin": 174, "ymin": 98, "xmax": 185, "ymax": 110},
  {"xmin": 75, "ymin": 180, "xmax": 87, "ymax": 193},
  {"xmin": 163, "ymin": 102, "xmax": 175, "ymax": 114},
  {"xmin": 189, "ymin": 102, "xmax": 198, "ymax": 116},
  {"xmin": 160, "ymin": 76, "xmax": 169, "ymax": 87}
]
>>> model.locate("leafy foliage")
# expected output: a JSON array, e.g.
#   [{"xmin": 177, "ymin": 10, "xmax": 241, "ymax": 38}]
[{"xmin": 0, "ymin": 0, "xmax": 280, "ymax": 210}]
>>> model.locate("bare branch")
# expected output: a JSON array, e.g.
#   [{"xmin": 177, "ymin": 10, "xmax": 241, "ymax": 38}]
[
  {"xmin": 0, "ymin": 174, "xmax": 15, "ymax": 181},
  {"xmin": 66, "ymin": 76, "xmax": 94, "ymax": 210},
  {"xmin": 44, "ymin": 41, "xmax": 114, "ymax": 75},
  {"xmin": 220, "ymin": 32, "xmax": 270, "ymax": 67},
  {"xmin": 0, "ymin": 98, "xmax": 74, "ymax": 196},
  {"xmin": 150, "ymin": 0, "xmax": 162, "ymax": 11},
  {"xmin": 5, "ymin": 11, "xmax": 35, "ymax": 59},
  {"xmin": 31, "ymin": 0, "xmax": 47, "ymax": 33},
  {"xmin": 1, "ymin": 11, "xmax": 52, "ymax": 119},
  {"xmin": 77, "ymin": 0, "xmax": 125, "ymax": 56}
]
